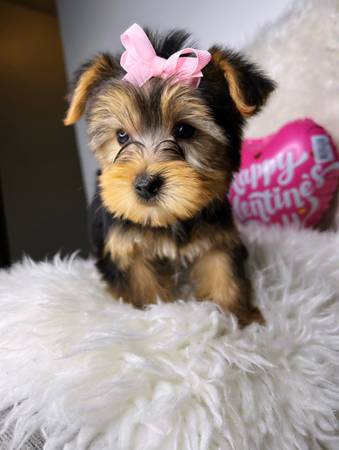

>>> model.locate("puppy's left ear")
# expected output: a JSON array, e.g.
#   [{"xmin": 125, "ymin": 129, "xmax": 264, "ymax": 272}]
[
  {"xmin": 209, "ymin": 46, "xmax": 275, "ymax": 117},
  {"xmin": 64, "ymin": 53, "xmax": 120, "ymax": 125}
]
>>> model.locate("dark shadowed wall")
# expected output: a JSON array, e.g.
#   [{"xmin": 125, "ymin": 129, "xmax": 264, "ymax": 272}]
[{"xmin": 0, "ymin": 1, "xmax": 89, "ymax": 262}]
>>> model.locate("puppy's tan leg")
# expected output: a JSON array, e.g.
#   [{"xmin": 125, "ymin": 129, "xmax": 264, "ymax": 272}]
[
  {"xmin": 128, "ymin": 255, "xmax": 174, "ymax": 307},
  {"xmin": 190, "ymin": 246, "xmax": 263, "ymax": 327},
  {"xmin": 103, "ymin": 229, "xmax": 175, "ymax": 307}
]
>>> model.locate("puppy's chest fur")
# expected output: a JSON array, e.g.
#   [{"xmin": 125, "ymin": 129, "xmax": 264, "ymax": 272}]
[
  {"xmin": 104, "ymin": 216, "xmax": 232, "ymax": 269},
  {"xmin": 91, "ymin": 193, "xmax": 238, "ymax": 289},
  {"xmin": 90, "ymin": 189, "xmax": 261, "ymax": 325}
]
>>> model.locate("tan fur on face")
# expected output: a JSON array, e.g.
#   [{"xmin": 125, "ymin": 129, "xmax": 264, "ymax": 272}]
[
  {"xmin": 211, "ymin": 51, "xmax": 256, "ymax": 118},
  {"xmin": 160, "ymin": 83, "xmax": 225, "ymax": 142},
  {"xmin": 87, "ymin": 79, "xmax": 229, "ymax": 171},
  {"xmin": 86, "ymin": 84, "xmax": 145, "ymax": 168},
  {"xmin": 88, "ymin": 84, "xmax": 143, "ymax": 147},
  {"xmin": 100, "ymin": 156, "xmax": 226, "ymax": 227},
  {"xmin": 90, "ymin": 80, "xmax": 231, "ymax": 228}
]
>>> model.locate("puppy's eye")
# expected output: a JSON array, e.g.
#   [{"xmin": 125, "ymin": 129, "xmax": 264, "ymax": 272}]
[
  {"xmin": 116, "ymin": 129, "xmax": 129, "ymax": 145},
  {"xmin": 174, "ymin": 123, "xmax": 196, "ymax": 140}
]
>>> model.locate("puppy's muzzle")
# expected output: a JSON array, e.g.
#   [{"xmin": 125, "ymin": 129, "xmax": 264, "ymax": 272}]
[{"xmin": 134, "ymin": 173, "xmax": 164, "ymax": 201}]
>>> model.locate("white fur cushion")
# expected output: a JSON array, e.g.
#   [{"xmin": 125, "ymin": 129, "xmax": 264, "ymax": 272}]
[
  {"xmin": 245, "ymin": 0, "xmax": 339, "ymax": 143},
  {"xmin": 1, "ymin": 224, "xmax": 339, "ymax": 449}
]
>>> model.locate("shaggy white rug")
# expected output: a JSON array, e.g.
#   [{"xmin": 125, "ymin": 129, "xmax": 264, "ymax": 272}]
[{"xmin": 1, "ymin": 224, "xmax": 339, "ymax": 450}]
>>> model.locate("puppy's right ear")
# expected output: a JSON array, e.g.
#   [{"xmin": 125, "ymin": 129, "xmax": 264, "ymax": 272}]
[
  {"xmin": 208, "ymin": 47, "xmax": 275, "ymax": 118},
  {"xmin": 64, "ymin": 53, "xmax": 120, "ymax": 125}
]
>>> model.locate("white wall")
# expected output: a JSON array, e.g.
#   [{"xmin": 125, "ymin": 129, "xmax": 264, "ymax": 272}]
[{"xmin": 57, "ymin": 0, "xmax": 293, "ymax": 202}]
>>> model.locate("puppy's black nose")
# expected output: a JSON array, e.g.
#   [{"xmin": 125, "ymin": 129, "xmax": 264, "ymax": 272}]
[{"xmin": 134, "ymin": 174, "xmax": 163, "ymax": 200}]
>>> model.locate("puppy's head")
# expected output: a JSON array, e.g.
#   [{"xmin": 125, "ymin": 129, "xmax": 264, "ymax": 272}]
[{"xmin": 65, "ymin": 29, "xmax": 275, "ymax": 227}]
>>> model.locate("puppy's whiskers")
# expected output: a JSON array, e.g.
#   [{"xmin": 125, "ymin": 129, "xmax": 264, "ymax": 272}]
[
  {"xmin": 154, "ymin": 139, "xmax": 185, "ymax": 160},
  {"xmin": 113, "ymin": 141, "xmax": 145, "ymax": 164}
]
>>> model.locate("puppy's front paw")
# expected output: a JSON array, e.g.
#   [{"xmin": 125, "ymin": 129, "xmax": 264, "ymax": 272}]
[{"xmin": 231, "ymin": 304, "xmax": 265, "ymax": 328}]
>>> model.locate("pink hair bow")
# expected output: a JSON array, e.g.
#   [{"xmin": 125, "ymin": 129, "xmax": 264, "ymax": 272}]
[{"xmin": 120, "ymin": 23, "xmax": 211, "ymax": 88}]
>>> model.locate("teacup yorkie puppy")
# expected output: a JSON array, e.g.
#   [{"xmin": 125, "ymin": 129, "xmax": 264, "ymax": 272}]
[{"xmin": 64, "ymin": 24, "xmax": 275, "ymax": 326}]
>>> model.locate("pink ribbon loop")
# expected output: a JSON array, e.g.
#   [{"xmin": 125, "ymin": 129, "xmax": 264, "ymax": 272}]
[{"xmin": 120, "ymin": 23, "xmax": 211, "ymax": 88}]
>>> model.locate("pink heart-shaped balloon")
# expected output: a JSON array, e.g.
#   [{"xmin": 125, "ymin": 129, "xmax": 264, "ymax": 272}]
[{"xmin": 229, "ymin": 118, "xmax": 339, "ymax": 227}]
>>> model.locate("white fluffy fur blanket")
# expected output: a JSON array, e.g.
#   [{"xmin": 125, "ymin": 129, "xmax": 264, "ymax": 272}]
[{"xmin": 1, "ymin": 225, "xmax": 339, "ymax": 450}]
